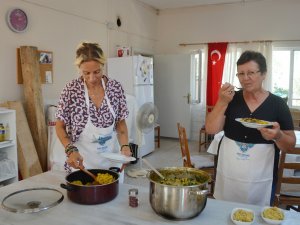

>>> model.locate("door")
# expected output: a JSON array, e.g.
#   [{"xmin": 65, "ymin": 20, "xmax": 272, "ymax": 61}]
[{"xmin": 154, "ymin": 54, "xmax": 192, "ymax": 138}]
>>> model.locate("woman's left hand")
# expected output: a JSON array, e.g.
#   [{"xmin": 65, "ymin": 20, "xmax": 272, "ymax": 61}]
[
  {"xmin": 258, "ymin": 122, "xmax": 282, "ymax": 141},
  {"xmin": 120, "ymin": 145, "xmax": 132, "ymax": 157}
]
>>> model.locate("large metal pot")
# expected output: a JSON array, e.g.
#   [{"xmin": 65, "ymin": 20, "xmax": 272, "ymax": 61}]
[
  {"xmin": 147, "ymin": 167, "xmax": 210, "ymax": 220},
  {"xmin": 60, "ymin": 168, "xmax": 119, "ymax": 205}
]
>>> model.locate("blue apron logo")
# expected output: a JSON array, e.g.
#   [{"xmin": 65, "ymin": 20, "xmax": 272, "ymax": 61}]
[
  {"xmin": 98, "ymin": 135, "xmax": 112, "ymax": 145},
  {"xmin": 235, "ymin": 141, "xmax": 254, "ymax": 152}
]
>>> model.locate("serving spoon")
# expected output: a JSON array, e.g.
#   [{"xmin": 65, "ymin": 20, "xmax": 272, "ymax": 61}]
[{"xmin": 142, "ymin": 158, "xmax": 165, "ymax": 180}]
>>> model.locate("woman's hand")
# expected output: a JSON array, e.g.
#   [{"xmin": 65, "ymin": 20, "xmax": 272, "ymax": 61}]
[
  {"xmin": 258, "ymin": 122, "xmax": 282, "ymax": 141},
  {"xmin": 66, "ymin": 151, "xmax": 84, "ymax": 169},
  {"xmin": 218, "ymin": 82, "xmax": 235, "ymax": 105},
  {"xmin": 120, "ymin": 145, "xmax": 132, "ymax": 157}
]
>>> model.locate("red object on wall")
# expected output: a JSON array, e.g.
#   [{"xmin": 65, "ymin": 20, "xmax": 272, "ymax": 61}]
[{"xmin": 206, "ymin": 43, "xmax": 228, "ymax": 106}]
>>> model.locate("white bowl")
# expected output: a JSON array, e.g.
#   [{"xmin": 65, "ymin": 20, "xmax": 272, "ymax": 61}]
[
  {"xmin": 261, "ymin": 207, "xmax": 285, "ymax": 225},
  {"xmin": 231, "ymin": 208, "xmax": 255, "ymax": 225}
]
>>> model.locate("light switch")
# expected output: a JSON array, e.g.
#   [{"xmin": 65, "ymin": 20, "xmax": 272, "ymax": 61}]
[{"xmin": 45, "ymin": 71, "xmax": 53, "ymax": 84}]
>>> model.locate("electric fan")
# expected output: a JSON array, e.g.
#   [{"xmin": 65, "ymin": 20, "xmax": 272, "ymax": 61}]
[
  {"xmin": 127, "ymin": 102, "xmax": 158, "ymax": 178},
  {"xmin": 136, "ymin": 102, "xmax": 158, "ymax": 133}
]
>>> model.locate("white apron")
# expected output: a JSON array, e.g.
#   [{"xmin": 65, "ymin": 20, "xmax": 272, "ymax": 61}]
[
  {"xmin": 52, "ymin": 78, "xmax": 124, "ymax": 182},
  {"xmin": 214, "ymin": 136, "xmax": 275, "ymax": 206}
]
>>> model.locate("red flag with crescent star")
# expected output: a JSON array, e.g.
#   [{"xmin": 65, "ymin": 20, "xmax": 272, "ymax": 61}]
[{"xmin": 206, "ymin": 42, "xmax": 228, "ymax": 108}]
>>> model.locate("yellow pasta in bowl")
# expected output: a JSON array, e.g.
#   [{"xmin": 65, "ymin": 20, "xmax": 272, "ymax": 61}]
[
  {"xmin": 261, "ymin": 207, "xmax": 285, "ymax": 225},
  {"xmin": 231, "ymin": 208, "xmax": 255, "ymax": 225}
]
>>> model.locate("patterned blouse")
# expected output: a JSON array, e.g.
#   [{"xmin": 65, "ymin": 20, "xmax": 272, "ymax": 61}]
[{"xmin": 55, "ymin": 75, "xmax": 129, "ymax": 143}]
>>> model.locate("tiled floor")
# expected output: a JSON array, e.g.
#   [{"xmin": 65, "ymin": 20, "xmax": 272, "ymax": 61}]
[{"xmin": 123, "ymin": 137, "xmax": 208, "ymax": 187}]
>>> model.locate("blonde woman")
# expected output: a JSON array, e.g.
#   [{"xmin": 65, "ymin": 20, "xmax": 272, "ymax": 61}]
[{"xmin": 55, "ymin": 42, "xmax": 131, "ymax": 179}]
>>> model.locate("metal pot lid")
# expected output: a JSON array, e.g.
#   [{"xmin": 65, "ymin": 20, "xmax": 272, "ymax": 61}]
[{"xmin": 1, "ymin": 187, "xmax": 64, "ymax": 213}]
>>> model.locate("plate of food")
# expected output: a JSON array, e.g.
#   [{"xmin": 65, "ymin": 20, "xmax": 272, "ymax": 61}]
[
  {"xmin": 261, "ymin": 206, "xmax": 285, "ymax": 225},
  {"xmin": 231, "ymin": 208, "xmax": 255, "ymax": 225},
  {"xmin": 100, "ymin": 152, "xmax": 136, "ymax": 163},
  {"xmin": 235, "ymin": 118, "xmax": 273, "ymax": 129}
]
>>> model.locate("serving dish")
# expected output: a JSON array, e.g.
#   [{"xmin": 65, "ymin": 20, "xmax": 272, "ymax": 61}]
[
  {"xmin": 235, "ymin": 118, "xmax": 273, "ymax": 129},
  {"xmin": 231, "ymin": 208, "xmax": 255, "ymax": 225},
  {"xmin": 100, "ymin": 152, "xmax": 136, "ymax": 163},
  {"xmin": 261, "ymin": 206, "xmax": 285, "ymax": 225}
]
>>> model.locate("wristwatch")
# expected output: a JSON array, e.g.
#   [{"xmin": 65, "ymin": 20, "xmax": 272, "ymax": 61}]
[{"xmin": 121, "ymin": 144, "xmax": 130, "ymax": 151}]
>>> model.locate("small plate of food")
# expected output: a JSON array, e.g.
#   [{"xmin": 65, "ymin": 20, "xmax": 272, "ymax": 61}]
[
  {"xmin": 231, "ymin": 208, "xmax": 255, "ymax": 225},
  {"xmin": 261, "ymin": 206, "xmax": 285, "ymax": 225},
  {"xmin": 235, "ymin": 118, "xmax": 273, "ymax": 129}
]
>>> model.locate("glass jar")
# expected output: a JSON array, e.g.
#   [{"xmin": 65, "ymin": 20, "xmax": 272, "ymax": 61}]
[{"xmin": 128, "ymin": 188, "xmax": 138, "ymax": 208}]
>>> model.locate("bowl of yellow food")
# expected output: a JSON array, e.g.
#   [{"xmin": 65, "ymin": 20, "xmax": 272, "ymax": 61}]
[
  {"xmin": 261, "ymin": 207, "xmax": 285, "ymax": 225},
  {"xmin": 231, "ymin": 208, "xmax": 255, "ymax": 225}
]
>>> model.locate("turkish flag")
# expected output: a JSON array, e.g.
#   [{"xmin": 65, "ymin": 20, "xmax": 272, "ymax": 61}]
[{"xmin": 206, "ymin": 42, "xmax": 228, "ymax": 108}]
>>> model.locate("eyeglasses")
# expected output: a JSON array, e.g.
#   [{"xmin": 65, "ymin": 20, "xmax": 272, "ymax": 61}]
[{"xmin": 236, "ymin": 70, "xmax": 261, "ymax": 78}]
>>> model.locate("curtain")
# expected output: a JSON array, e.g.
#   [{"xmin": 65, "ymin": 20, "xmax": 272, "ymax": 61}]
[{"xmin": 222, "ymin": 41, "xmax": 273, "ymax": 91}]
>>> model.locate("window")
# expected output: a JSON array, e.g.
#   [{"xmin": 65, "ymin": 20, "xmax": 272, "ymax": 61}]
[
  {"xmin": 190, "ymin": 51, "xmax": 204, "ymax": 104},
  {"xmin": 272, "ymin": 46, "xmax": 300, "ymax": 107}
]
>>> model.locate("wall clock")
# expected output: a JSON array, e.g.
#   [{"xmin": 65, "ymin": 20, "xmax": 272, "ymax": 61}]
[{"xmin": 6, "ymin": 8, "xmax": 28, "ymax": 33}]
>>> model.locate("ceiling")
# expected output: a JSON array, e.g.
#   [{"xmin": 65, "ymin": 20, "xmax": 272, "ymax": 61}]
[{"xmin": 138, "ymin": 0, "xmax": 265, "ymax": 10}]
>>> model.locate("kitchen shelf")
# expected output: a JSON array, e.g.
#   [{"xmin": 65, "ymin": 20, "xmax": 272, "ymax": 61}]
[{"xmin": 0, "ymin": 109, "xmax": 18, "ymax": 186}]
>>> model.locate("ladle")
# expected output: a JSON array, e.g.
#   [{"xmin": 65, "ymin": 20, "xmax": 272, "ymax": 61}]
[
  {"xmin": 142, "ymin": 158, "xmax": 165, "ymax": 180},
  {"xmin": 79, "ymin": 166, "xmax": 97, "ymax": 181}
]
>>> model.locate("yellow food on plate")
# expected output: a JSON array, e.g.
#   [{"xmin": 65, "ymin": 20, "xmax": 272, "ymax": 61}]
[
  {"xmin": 241, "ymin": 118, "xmax": 268, "ymax": 124},
  {"xmin": 262, "ymin": 207, "xmax": 284, "ymax": 220},
  {"xmin": 233, "ymin": 209, "xmax": 254, "ymax": 222}
]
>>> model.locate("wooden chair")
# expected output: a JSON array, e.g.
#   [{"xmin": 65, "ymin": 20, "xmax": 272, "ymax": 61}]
[
  {"xmin": 177, "ymin": 122, "xmax": 216, "ymax": 195},
  {"xmin": 199, "ymin": 106, "xmax": 214, "ymax": 151},
  {"xmin": 273, "ymin": 147, "xmax": 300, "ymax": 212},
  {"xmin": 290, "ymin": 108, "xmax": 300, "ymax": 130}
]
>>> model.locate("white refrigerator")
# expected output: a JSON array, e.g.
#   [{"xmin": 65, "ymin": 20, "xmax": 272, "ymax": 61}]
[{"xmin": 107, "ymin": 55, "xmax": 155, "ymax": 157}]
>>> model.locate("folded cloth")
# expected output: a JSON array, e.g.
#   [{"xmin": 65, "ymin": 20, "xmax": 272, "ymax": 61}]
[
  {"xmin": 207, "ymin": 131, "xmax": 224, "ymax": 155},
  {"xmin": 191, "ymin": 154, "xmax": 214, "ymax": 168}
]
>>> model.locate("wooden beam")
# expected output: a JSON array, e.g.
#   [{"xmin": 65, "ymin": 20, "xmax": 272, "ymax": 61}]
[{"xmin": 19, "ymin": 46, "xmax": 48, "ymax": 171}]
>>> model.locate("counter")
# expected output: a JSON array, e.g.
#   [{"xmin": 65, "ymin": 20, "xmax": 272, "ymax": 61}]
[{"xmin": 0, "ymin": 171, "xmax": 299, "ymax": 225}]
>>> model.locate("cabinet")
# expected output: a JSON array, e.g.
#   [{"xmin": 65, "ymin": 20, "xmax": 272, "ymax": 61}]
[{"xmin": 0, "ymin": 108, "xmax": 18, "ymax": 187}]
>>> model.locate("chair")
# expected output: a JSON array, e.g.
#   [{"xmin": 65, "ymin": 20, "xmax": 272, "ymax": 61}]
[
  {"xmin": 290, "ymin": 108, "xmax": 300, "ymax": 130},
  {"xmin": 199, "ymin": 106, "xmax": 214, "ymax": 151},
  {"xmin": 273, "ymin": 147, "xmax": 300, "ymax": 212},
  {"xmin": 177, "ymin": 122, "xmax": 216, "ymax": 195}
]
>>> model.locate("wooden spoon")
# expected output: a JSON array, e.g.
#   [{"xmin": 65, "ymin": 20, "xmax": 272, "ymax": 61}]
[
  {"xmin": 142, "ymin": 158, "xmax": 165, "ymax": 180},
  {"xmin": 79, "ymin": 166, "xmax": 97, "ymax": 182}
]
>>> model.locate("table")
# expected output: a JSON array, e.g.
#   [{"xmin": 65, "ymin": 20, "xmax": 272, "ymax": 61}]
[{"xmin": 0, "ymin": 171, "xmax": 299, "ymax": 225}]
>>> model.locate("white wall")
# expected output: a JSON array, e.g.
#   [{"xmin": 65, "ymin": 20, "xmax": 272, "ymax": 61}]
[
  {"xmin": 0, "ymin": 0, "xmax": 157, "ymax": 104},
  {"xmin": 156, "ymin": 0, "xmax": 300, "ymax": 54},
  {"xmin": 154, "ymin": 0, "xmax": 300, "ymax": 140}
]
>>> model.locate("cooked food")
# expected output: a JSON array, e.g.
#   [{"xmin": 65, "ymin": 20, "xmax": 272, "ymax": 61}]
[
  {"xmin": 160, "ymin": 177, "xmax": 199, "ymax": 186},
  {"xmin": 157, "ymin": 170, "xmax": 209, "ymax": 186},
  {"xmin": 262, "ymin": 207, "xmax": 284, "ymax": 221},
  {"xmin": 233, "ymin": 209, "xmax": 254, "ymax": 222},
  {"xmin": 95, "ymin": 173, "xmax": 115, "ymax": 184},
  {"xmin": 241, "ymin": 118, "xmax": 268, "ymax": 124},
  {"xmin": 70, "ymin": 173, "xmax": 115, "ymax": 186}
]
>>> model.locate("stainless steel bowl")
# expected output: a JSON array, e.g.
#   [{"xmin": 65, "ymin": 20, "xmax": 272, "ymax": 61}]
[{"xmin": 147, "ymin": 167, "xmax": 210, "ymax": 220}]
